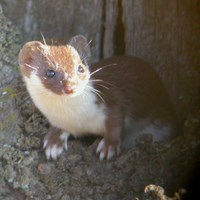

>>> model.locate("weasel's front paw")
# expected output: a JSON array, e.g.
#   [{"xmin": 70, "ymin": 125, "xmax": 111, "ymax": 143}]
[
  {"xmin": 43, "ymin": 131, "xmax": 69, "ymax": 160},
  {"xmin": 96, "ymin": 138, "xmax": 121, "ymax": 160}
]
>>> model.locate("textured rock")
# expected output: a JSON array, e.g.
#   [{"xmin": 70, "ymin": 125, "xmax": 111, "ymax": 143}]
[{"xmin": 0, "ymin": 5, "xmax": 21, "ymax": 146}]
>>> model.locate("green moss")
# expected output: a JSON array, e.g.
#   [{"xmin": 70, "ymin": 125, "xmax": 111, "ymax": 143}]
[
  {"xmin": 2, "ymin": 86, "xmax": 17, "ymax": 98},
  {"xmin": 9, "ymin": 111, "xmax": 15, "ymax": 123},
  {"xmin": 0, "ymin": 111, "xmax": 16, "ymax": 131},
  {"xmin": 0, "ymin": 122, "xmax": 5, "ymax": 130}
]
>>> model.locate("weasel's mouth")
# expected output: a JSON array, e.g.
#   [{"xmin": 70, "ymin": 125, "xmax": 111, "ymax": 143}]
[
  {"xmin": 63, "ymin": 83, "xmax": 85, "ymax": 96},
  {"xmin": 64, "ymin": 85, "xmax": 76, "ymax": 95}
]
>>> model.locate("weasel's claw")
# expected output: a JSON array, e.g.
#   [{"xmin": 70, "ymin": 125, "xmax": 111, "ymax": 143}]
[
  {"xmin": 96, "ymin": 138, "xmax": 120, "ymax": 160},
  {"xmin": 45, "ymin": 144, "xmax": 64, "ymax": 160},
  {"xmin": 43, "ymin": 132, "xmax": 69, "ymax": 160}
]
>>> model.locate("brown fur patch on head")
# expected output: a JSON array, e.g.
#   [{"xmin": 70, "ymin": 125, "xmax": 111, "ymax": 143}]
[{"xmin": 48, "ymin": 45, "xmax": 77, "ymax": 74}]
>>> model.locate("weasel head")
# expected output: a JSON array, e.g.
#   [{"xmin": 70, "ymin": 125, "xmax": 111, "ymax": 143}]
[{"xmin": 18, "ymin": 35, "xmax": 91, "ymax": 97}]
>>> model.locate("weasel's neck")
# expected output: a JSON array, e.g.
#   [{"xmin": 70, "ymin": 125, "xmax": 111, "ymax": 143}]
[{"xmin": 25, "ymin": 75, "xmax": 107, "ymax": 135}]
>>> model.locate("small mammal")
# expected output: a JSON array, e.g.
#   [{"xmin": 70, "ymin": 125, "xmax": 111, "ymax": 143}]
[{"xmin": 19, "ymin": 35, "xmax": 176, "ymax": 160}]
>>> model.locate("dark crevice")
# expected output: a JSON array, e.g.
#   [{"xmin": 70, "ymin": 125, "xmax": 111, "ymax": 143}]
[
  {"xmin": 113, "ymin": 0, "xmax": 125, "ymax": 55},
  {"xmin": 99, "ymin": 0, "xmax": 106, "ymax": 59}
]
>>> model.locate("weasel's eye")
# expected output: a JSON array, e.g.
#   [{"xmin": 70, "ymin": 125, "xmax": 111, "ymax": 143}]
[
  {"xmin": 77, "ymin": 65, "xmax": 84, "ymax": 73},
  {"xmin": 46, "ymin": 69, "xmax": 55, "ymax": 78}
]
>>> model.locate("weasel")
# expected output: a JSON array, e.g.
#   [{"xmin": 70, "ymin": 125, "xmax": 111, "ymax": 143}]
[{"xmin": 18, "ymin": 35, "xmax": 177, "ymax": 160}]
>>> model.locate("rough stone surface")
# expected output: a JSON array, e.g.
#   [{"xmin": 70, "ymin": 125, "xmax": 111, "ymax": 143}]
[{"xmin": 0, "ymin": 5, "xmax": 21, "ymax": 146}]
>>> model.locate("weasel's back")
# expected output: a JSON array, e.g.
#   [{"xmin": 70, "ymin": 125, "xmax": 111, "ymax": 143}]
[{"xmin": 91, "ymin": 55, "xmax": 177, "ymax": 132}]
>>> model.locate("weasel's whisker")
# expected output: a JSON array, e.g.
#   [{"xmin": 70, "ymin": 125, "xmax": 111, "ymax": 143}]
[
  {"xmin": 89, "ymin": 80, "xmax": 110, "ymax": 90},
  {"xmin": 92, "ymin": 88, "xmax": 104, "ymax": 95},
  {"xmin": 89, "ymin": 79, "xmax": 104, "ymax": 82},
  {"xmin": 89, "ymin": 67, "xmax": 103, "ymax": 76},
  {"xmin": 25, "ymin": 63, "xmax": 38, "ymax": 71},
  {"xmin": 89, "ymin": 64, "xmax": 117, "ymax": 76},
  {"xmin": 93, "ymin": 91, "xmax": 105, "ymax": 103},
  {"xmin": 94, "ymin": 83, "xmax": 110, "ymax": 90},
  {"xmin": 85, "ymin": 39, "xmax": 93, "ymax": 48},
  {"xmin": 37, "ymin": 47, "xmax": 57, "ymax": 69},
  {"xmin": 90, "ymin": 79, "xmax": 116, "ymax": 88},
  {"xmin": 40, "ymin": 32, "xmax": 47, "ymax": 46},
  {"xmin": 40, "ymin": 32, "xmax": 52, "ymax": 55},
  {"xmin": 39, "ymin": 33, "xmax": 58, "ymax": 70},
  {"xmin": 81, "ymin": 55, "xmax": 90, "ymax": 62},
  {"xmin": 87, "ymin": 85, "xmax": 105, "ymax": 103},
  {"xmin": 79, "ymin": 39, "xmax": 92, "ymax": 62},
  {"xmin": 50, "ymin": 50, "xmax": 60, "ymax": 71}
]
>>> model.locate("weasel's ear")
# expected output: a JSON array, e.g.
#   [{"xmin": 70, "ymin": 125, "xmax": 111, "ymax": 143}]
[
  {"xmin": 69, "ymin": 35, "xmax": 91, "ymax": 64},
  {"xmin": 18, "ymin": 41, "xmax": 44, "ymax": 77}
]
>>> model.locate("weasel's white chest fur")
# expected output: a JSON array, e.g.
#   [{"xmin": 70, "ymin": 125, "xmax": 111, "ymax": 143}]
[{"xmin": 24, "ymin": 74, "xmax": 107, "ymax": 136}]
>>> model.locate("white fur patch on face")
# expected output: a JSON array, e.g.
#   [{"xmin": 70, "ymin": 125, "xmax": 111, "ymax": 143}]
[{"xmin": 24, "ymin": 73, "xmax": 107, "ymax": 137}]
